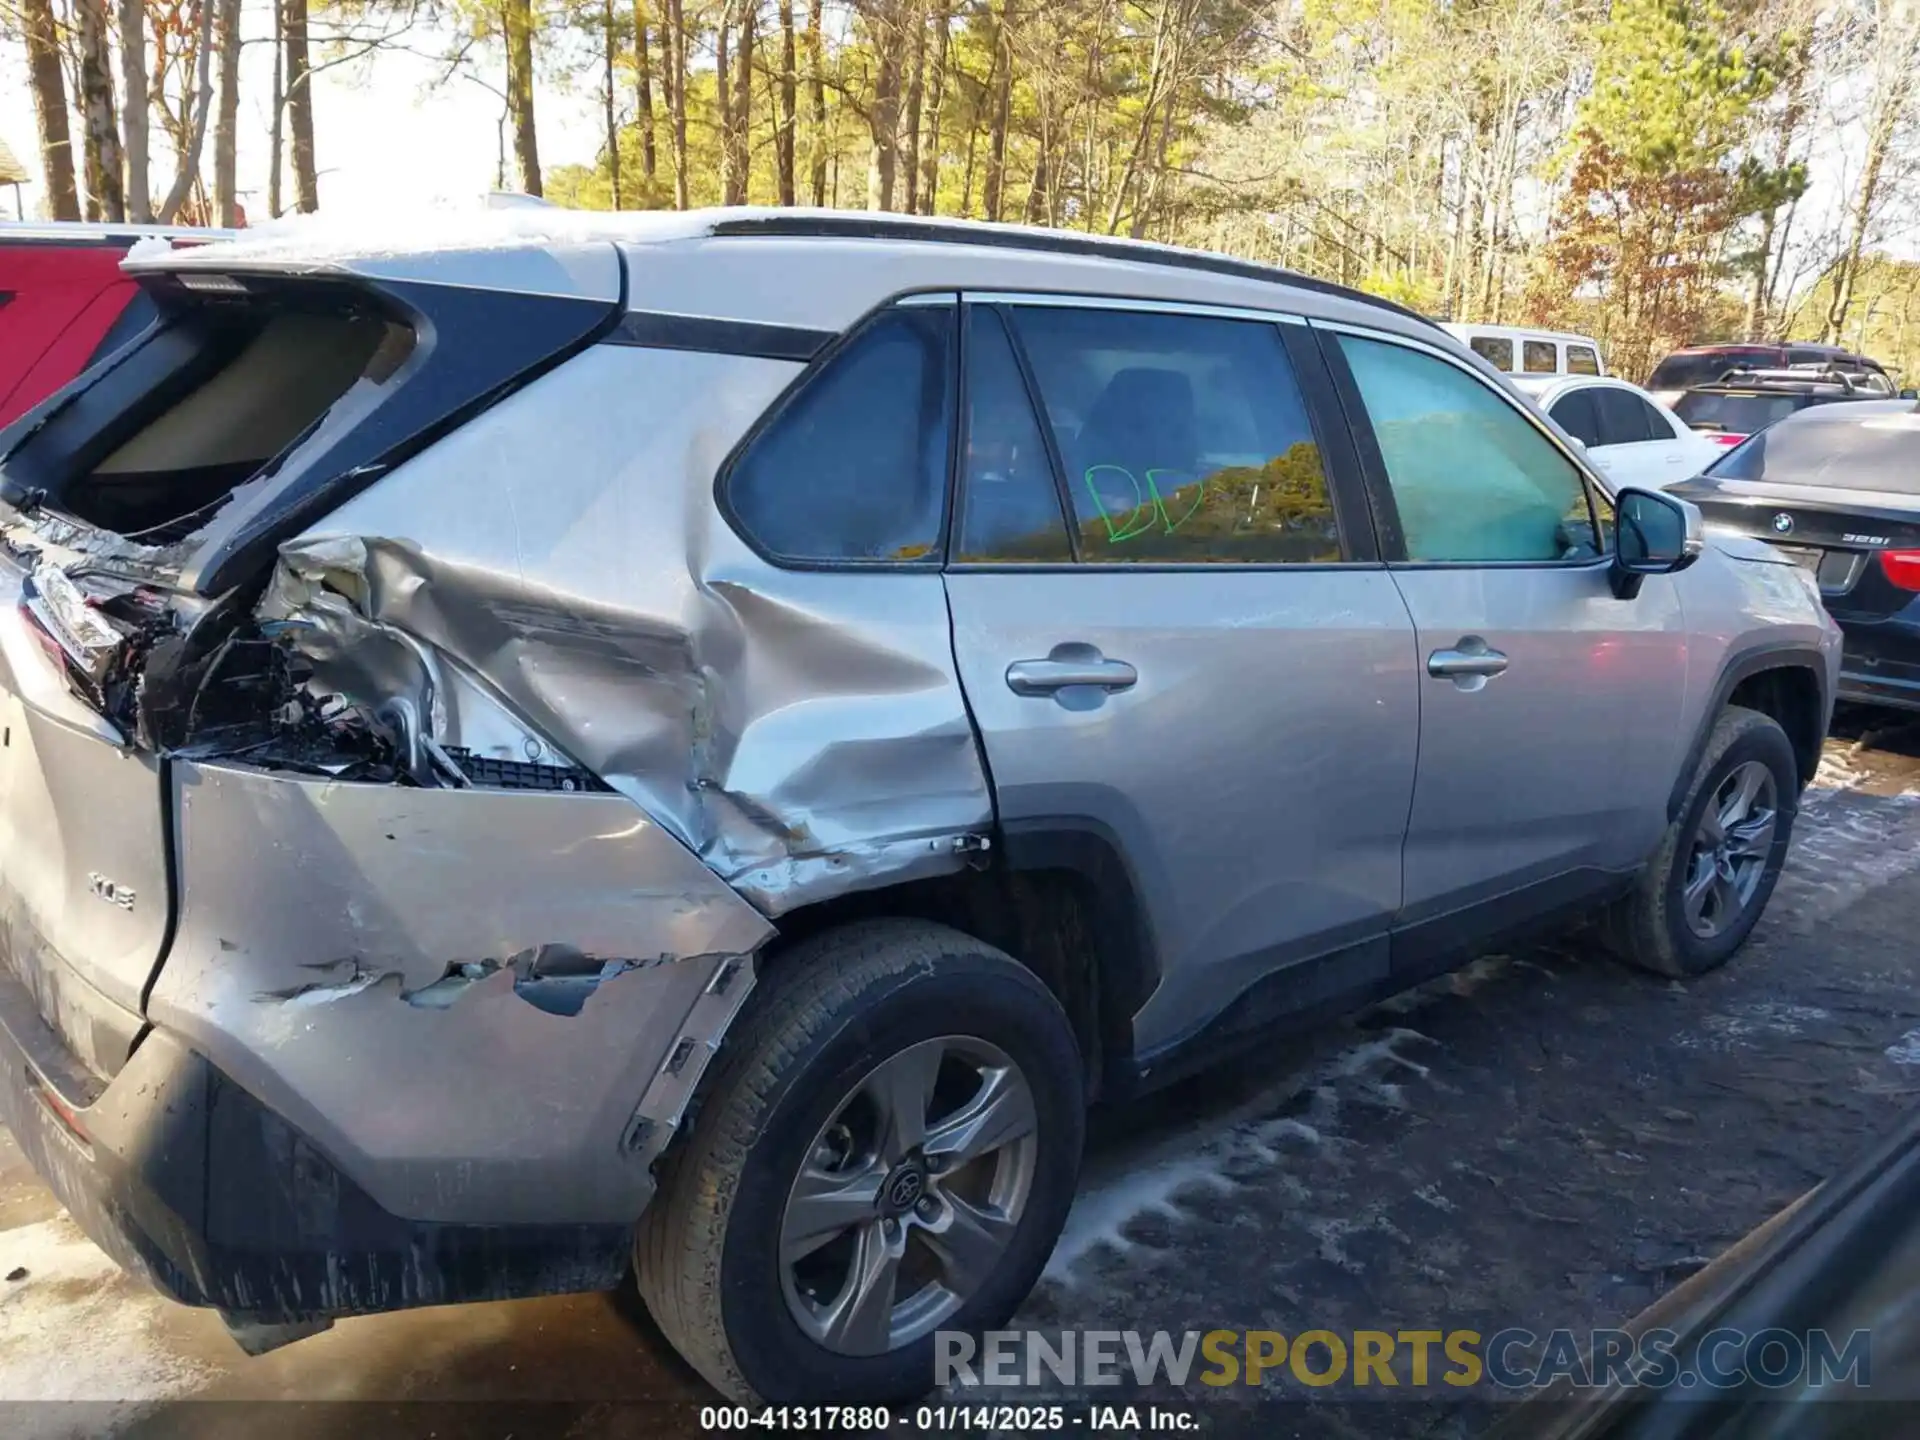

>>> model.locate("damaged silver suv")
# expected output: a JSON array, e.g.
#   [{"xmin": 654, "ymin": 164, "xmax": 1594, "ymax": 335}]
[{"xmin": 0, "ymin": 210, "xmax": 1840, "ymax": 1404}]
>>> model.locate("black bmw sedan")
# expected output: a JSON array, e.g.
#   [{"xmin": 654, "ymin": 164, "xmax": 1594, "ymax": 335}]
[{"xmin": 1669, "ymin": 399, "xmax": 1920, "ymax": 714}]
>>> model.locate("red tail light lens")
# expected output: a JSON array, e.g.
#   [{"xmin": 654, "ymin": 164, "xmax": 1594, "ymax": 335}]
[
  {"xmin": 1708, "ymin": 432, "xmax": 1747, "ymax": 447},
  {"xmin": 1880, "ymin": 550, "xmax": 1920, "ymax": 592}
]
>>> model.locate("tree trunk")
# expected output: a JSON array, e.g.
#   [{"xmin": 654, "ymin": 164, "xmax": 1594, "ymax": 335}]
[
  {"xmin": 918, "ymin": 0, "xmax": 948, "ymax": 215},
  {"xmin": 284, "ymin": 0, "xmax": 319, "ymax": 211},
  {"xmin": 776, "ymin": 0, "xmax": 797, "ymax": 205},
  {"xmin": 903, "ymin": 5, "xmax": 926, "ymax": 213},
  {"xmin": 724, "ymin": 1, "xmax": 754, "ymax": 204},
  {"xmin": 716, "ymin": 10, "xmax": 734, "ymax": 201},
  {"xmin": 635, "ymin": 2, "xmax": 657, "ymax": 181},
  {"xmin": 156, "ymin": 0, "xmax": 217, "ymax": 222},
  {"xmin": 982, "ymin": 2, "xmax": 1013, "ymax": 223},
  {"xmin": 603, "ymin": 0, "xmax": 623, "ymax": 206},
  {"xmin": 268, "ymin": 0, "xmax": 285, "ymax": 217},
  {"xmin": 75, "ymin": 0, "xmax": 124, "ymax": 221},
  {"xmin": 117, "ymin": 0, "xmax": 151, "ymax": 219},
  {"xmin": 864, "ymin": 0, "xmax": 904, "ymax": 210},
  {"xmin": 22, "ymin": 0, "xmax": 79, "ymax": 221},
  {"xmin": 212, "ymin": 0, "xmax": 243, "ymax": 225},
  {"xmin": 503, "ymin": 0, "xmax": 543, "ymax": 196},
  {"xmin": 806, "ymin": 0, "xmax": 827, "ymax": 205},
  {"xmin": 1824, "ymin": 26, "xmax": 1915, "ymax": 345},
  {"xmin": 667, "ymin": 0, "xmax": 689, "ymax": 207}
]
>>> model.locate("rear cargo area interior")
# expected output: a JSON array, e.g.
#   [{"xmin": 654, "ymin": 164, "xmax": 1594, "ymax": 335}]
[{"xmin": 63, "ymin": 307, "xmax": 403, "ymax": 540}]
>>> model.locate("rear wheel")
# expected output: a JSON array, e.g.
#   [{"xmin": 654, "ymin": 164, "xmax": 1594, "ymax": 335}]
[
  {"xmin": 1605, "ymin": 704, "xmax": 1798, "ymax": 978},
  {"xmin": 635, "ymin": 919, "xmax": 1084, "ymax": 1405}
]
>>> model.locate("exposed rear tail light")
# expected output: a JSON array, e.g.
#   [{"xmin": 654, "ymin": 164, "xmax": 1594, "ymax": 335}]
[
  {"xmin": 1708, "ymin": 432, "xmax": 1747, "ymax": 447},
  {"xmin": 1880, "ymin": 549, "xmax": 1920, "ymax": 592},
  {"xmin": 35, "ymin": 1081, "xmax": 90, "ymax": 1143}
]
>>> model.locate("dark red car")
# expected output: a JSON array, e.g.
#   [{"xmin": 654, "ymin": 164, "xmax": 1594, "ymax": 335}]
[{"xmin": 0, "ymin": 223, "xmax": 233, "ymax": 430}]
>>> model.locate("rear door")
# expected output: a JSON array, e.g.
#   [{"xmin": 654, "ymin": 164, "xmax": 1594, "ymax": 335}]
[
  {"xmin": 943, "ymin": 297, "xmax": 1420, "ymax": 1058},
  {"xmin": 1590, "ymin": 385, "xmax": 1683, "ymax": 488},
  {"xmin": 1317, "ymin": 323, "xmax": 1689, "ymax": 978}
]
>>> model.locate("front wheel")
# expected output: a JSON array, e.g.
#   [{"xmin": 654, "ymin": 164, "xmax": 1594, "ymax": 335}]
[
  {"xmin": 634, "ymin": 919, "xmax": 1085, "ymax": 1405},
  {"xmin": 1605, "ymin": 704, "xmax": 1799, "ymax": 978}
]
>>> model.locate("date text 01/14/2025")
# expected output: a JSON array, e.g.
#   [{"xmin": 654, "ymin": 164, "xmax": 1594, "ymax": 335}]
[{"xmin": 698, "ymin": 1405, "xmax": 1201, "ymax": 1431}]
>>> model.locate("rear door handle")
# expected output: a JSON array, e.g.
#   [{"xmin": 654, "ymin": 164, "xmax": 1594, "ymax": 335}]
[
  {"xmin": 1427, "ymin": 639, "xmax": 1509, "ymax": 686},
  {"xmin": 1006, "ymin": 652, "xmax": 1138, "ymax": 696}
]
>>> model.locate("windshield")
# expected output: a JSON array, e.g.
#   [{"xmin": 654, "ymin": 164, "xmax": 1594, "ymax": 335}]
[
  {"xmin": 1672, "ymin": 390, "xmax": 1806, "ymax": 434},
  {"xmin": 1705, "ymin": 407, "xmax": 1920, "ymax": 493},
  {"xmin": 1648, "ymin": 349, "xmax": 1779, "ymax": 390}
]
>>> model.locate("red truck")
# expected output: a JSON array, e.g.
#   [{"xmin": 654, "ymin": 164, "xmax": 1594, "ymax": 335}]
[{"xmin": 0, "ymin": 223, "xmax": 234, "ymax": 429}]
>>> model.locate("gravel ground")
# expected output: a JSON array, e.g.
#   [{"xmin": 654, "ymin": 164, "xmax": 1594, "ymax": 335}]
[{"xmin": 0, "ymin": 709, "xmax": 1916, "ymax": 1439}]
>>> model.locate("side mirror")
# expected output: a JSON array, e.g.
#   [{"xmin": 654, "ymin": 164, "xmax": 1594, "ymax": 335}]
[{"xmin": 1611, "ymin": 487, "xmax": 1704, "ymax": 599}]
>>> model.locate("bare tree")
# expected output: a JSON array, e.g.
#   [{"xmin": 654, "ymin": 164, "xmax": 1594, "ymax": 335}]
[
  {"xmin": 776, "ymin": 0, "xmax": 797, "ymax": 204},
  {"xmin": 1825, "ymin": 0, "xmax": 1920, "ymax": 342},
  {"xmin": 74, "ymin": 0, "xmax": 124, "ymax": 220},
  {"xmin": 918, "ymin": 0, "xmax": 949, "ymax": 215},
  {"xmin": 156, "ymin": 0, "xmax": 218, "ymax": 222},
  {"xmin": 603, "ymin": 0, "xmax": 623, "ymax": 205},
  {"xmin": 982, "ymin": 0, "xmax": 1014, "ymax": 221},
  {"xmin": 117, "ymin": 0, "xmax": 151, "ymax": 218},
  {"xmin": 806, "ymin": 0, "xmax": 826, "ymax": 204},
  {"xmin": 667, "ymin": 0, "xmax": 688, "ymax": 206},
  {"xmin": 212, "ymin": 0, "xmax": 243, "ymax": 224},
  {"xmin": 731, "ymin": 0, "xmax": 756, "ymax": 204},
  {"xmin": 635, "ymin": 0, "xmax": 657, "ymax": 180},
  {"xmin": 22, "ymin": 0, "xmax": 79, "ymax": 219},
  {"xmin": 285, "ymin": 0, "xmax": 319, "ymax": 210},
  {"xmin": 502, "ymin": 0, "xmax": 542, "ymax": 195}
]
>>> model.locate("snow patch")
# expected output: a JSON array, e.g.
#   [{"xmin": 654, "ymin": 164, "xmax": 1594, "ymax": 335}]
[
  {"xmin": 1673, "ymin": 1002, "xmax": 1832, "ymax": 1053},
  {"xmin": 0, "ymin": 1216, "xmax": 211, "ymax": 1417}
]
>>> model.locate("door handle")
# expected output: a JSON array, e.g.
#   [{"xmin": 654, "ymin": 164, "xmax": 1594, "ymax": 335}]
[
  {"xmin": 1006, "ymin": 651, "xmax": 1138, "ymax": 696},
  {"xmin": 1427, "ymin": 639, "xmax": 1509, "ymax": 687}
]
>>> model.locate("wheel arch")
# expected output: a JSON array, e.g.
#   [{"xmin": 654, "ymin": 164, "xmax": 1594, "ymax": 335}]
[{"xmin": 1670, "ymin": 644, "xmax": 1832, "ymax": 819}]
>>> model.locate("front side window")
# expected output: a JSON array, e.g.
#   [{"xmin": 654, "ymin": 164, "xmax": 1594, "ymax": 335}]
[
  {"xmin": 1523, "ymin": 340, "xmax": 1558, "ymax": 374},
  {"xmin": 726, "ymin": 306, "xmax": 953, "ymax": 563},
  {"xmin": 1469, "ymin": 336, "xmax": 1514, "ymax": 371},
  {"xmin": 1567, "ymin": 345, "xmax": 1601, "ymax": 376},
  {"xmin": 1006, "ymin": 306, "xmax": 1340, "ymax": 564},
  {"xmin": 1339, "ymin": 334, "xmax": 1595, "ymax": 563}
]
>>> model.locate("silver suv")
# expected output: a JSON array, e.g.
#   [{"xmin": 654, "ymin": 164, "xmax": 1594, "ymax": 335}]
[{"xmin": 0, "ymin": 211, "xmax": 1840, "ymax": 1403}]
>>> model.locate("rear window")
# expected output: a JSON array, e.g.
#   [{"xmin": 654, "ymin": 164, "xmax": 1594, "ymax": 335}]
[
  {"xmin": 1706, "ymin": 408, "xmax": 1920, "ymax": 493},
  {"xmin": 1523, "ymin": 340, "xmax": 1557, "ymax": 374},
  {"xmin": 1566, "ymin": 345, "xmax": 1600, "ymax": 375},
  {"xmin": 1672, "ymin": 390, "xmax": 1805, "ymax": 435},
  {"xmin": 65, "ymin": 306, "xmax": 406, "ymax": 539},
  {"xmin": 1468, "ymin": 336, "xmax": 1514, "ymax": 371},
  {"xmin": 1647, "ymin": 350, "xmax": 1779, "ymax": 391}
]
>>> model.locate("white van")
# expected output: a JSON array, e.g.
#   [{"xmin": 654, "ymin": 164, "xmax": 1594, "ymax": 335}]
[{"xmin": 1441, "ymin": 322, "xmax": 1606, "ymax": 378}]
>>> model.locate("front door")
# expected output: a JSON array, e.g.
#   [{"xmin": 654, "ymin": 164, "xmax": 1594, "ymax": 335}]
[
  {"xmin": 1320, "ymin": 327, "xmax": 1690, "ymax": 975},
  {"xmin": 943, "ymin": 298, "xmax": 1420, "ymax": 1059}
]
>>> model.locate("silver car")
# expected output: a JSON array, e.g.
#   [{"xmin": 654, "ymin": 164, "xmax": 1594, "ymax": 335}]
[{"xmin": 0, "ymin": 210, "xmax": 1840, "ymax": 1402}]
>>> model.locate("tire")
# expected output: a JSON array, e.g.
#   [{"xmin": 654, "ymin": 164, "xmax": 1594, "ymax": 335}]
[
  {"xmin": 634, "ymin": 918, "xmax": 1085, "ymax": 1405},
  {"xmin": 1605, "ymin": 704, "xmax": 1799, "ymax": 978}
]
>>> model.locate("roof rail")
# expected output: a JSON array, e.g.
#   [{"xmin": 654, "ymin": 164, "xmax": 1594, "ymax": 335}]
[{"xmin": 705, "ymin": 212, "xmax": 1438, "ymax": 331}]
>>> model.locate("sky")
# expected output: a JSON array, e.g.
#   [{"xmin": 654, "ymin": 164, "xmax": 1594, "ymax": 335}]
[{"xmin": 0, "ymin": 1, "xmax": 608, "ymax": 220}]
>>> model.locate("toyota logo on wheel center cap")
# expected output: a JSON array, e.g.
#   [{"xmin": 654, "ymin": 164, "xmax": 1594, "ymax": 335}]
[
  {"xmin": 883, "ymin": 1165, "xmax": 926, "ymax": 1212},
  {"xmin": 1771, "ymin": 513, "xmax": 1795, "ymax": 534}
]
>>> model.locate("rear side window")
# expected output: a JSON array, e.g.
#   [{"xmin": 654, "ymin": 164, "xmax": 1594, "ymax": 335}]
[
  {"xmin": 1648, "ymin": 350, "xmax": 1776, "ymax": 390},
  {"xmin": 728, "ymin": 307, "xmax": 954, "ymax": 564},
  {"xmin": 1523, "ymin": 340, "xmax": 1558, "ymax": 374},
  {"xmin": 1339, "ymin": 334, "xmax": 1593, "ymax": 563},
  {"xmin": 1469, "ymin": 336, "xmax": 1513, "ymax": 371},
  {"xmin": 1006, "ymin": 306, "xmax": 1340, "ymax": 564},
  {"xmin": 955, "ymin": 308, "xmax": 1071, "ymax": 563},
  {"xmin": 1566, "ymin": 345, "xmax": 1600, "ymax": 375},
  {"xmin": 1548, "ymin": 390, "xmax": 1602, "ymax": 446},
  {"xmin": 1593, "ymin": 387, "xmax": 1656, "ymax": 444}
]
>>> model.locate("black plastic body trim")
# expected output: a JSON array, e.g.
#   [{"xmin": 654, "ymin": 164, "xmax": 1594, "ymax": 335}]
[
  {"xmin": 0, "ymin": 970, "xmax": 630, "ymax": 1324},
  {"xmin": 1668, "ymin": 641, "xmax": 1833, "ymax": 819},
  {"xmin": 603, "ymin": 309, "xmax": 836, "ymax": 362}
]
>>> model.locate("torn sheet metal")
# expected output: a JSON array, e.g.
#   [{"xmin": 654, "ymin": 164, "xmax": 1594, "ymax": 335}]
[
  {"xmin": 259, "ymin": 343, "xmax": 995, "ymax": 915},
  {"xmin": 149, "ymin": 759, "xmax": 774, "ymax": 1226}
]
